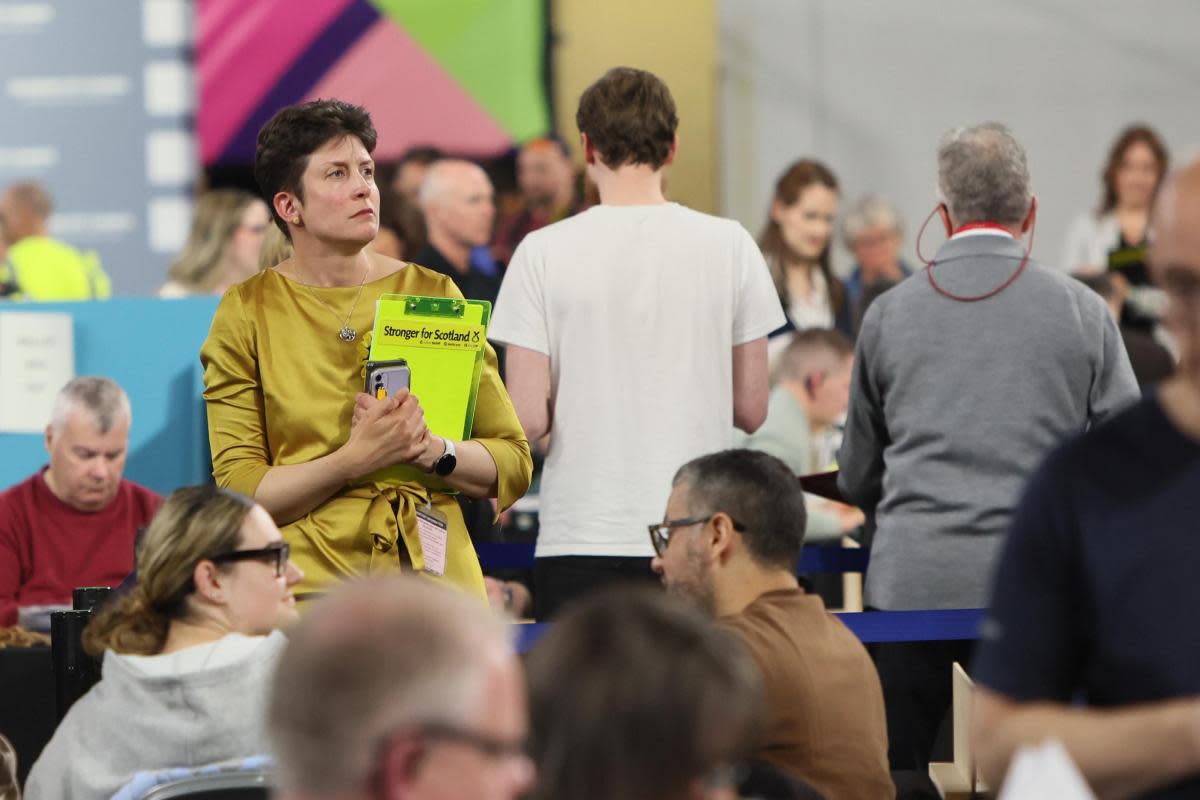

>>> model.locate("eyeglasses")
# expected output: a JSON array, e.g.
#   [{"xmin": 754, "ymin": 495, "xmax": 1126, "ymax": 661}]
[
  {"xmin": 417, "ymin": 722, "xmax": 529, "ymax": 760},
  {"xmin": 209, "ymin": 541, "xmax": 290, "ymax": 577},
  {"xmin": 646, "ymin": 515, "xmax": 745, "ymax": 558}
]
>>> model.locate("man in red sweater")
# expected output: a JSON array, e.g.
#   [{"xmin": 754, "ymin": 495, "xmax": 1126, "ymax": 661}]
[{"xmin": 0, "ymin": 376, "xmax": 160, "ymax": 627}]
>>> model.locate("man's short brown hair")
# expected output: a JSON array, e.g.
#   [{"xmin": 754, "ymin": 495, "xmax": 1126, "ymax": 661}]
[{"xmin": 575, "ymin": 67, "xmax": 678, "ymax": 170}]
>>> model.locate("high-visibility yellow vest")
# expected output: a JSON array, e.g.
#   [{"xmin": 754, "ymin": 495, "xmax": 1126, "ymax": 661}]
[{"xmin": 0, "ymin": 236, "xmax": 111, "ymax": 301}]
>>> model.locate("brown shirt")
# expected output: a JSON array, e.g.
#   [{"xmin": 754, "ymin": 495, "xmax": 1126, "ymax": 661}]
[{"xmin": 719, "ymin": 588, "xmax": 892, "ymax": 799}]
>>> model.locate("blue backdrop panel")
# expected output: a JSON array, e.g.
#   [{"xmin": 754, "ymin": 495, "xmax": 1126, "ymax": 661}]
[{"xmin": 0, "ymin": 297, "xmax": 219, "ymax": 496}]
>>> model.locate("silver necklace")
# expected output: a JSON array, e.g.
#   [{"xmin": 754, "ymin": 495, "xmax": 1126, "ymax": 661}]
[{"xmin": 298, "ymin": 261, "xmax": 369, "ymax": 342}]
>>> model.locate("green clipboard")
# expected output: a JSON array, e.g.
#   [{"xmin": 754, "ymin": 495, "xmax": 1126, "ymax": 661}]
[{"xmin": 367, "ymin": 294, "xmax": 491, "ymax": 441}]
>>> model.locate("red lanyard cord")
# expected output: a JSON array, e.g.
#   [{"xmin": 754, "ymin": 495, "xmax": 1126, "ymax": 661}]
[{"xmin": 914, "ymin": 207, "xmax": 1036, "ymax": 303}]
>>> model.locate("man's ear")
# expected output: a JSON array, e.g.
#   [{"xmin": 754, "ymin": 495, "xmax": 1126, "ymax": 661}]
[
  {"xmin": 937, "ymin": 202, "xmax": 953, "ymax": 237},
  {"xmin": 377, "ymin": 734, "xmax": 425, "ymax": 797},
  {"xmin": 1021, "ymin": 196, "xmax": 1038, "ymax": 234},
  {"xmin": 709, "ymin": 512, "xmax": 738, "ymax": 564},
  {"xmin": 44, "ymin": 424, "xmax": 55, "ymax": 455},
  {"xmin": 581, "ymin": 133, "xmax": 596, "ymax": 166},
  {"xmin": 662, "ymin": 134, "xmax": 679, "ymax": 167}
]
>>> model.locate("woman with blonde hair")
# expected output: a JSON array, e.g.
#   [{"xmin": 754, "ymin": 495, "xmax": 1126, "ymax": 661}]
[
  {"xmin": 25, "ymin": 484, "xmax": 303, "ymax": 800},
  {"xmin": 159, "ymin": 189, "xmax": 271, "ymax": 296}
]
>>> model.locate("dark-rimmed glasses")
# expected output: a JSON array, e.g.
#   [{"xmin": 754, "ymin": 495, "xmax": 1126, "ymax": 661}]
[
  {"xmin": 647, "ymin": 515, "xmax": 745, "ymax": 557},
  {"xmin": 210, "ymin": 541, "xmax": 290, "ymax": 577}
]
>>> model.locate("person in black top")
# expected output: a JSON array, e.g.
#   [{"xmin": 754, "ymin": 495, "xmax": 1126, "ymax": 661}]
[
  {"xmin": 973, "ymin": 158, "xmax": 1200, "ymax": 799},
  {"xmin": 412, "ymin": 159, "xmax": 502, "ymax": 307}
]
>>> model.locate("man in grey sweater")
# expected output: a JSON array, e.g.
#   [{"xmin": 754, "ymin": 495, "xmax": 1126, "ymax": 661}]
[{"xmin": 837, "ymin": 122, "xmax": 1139, "ymax": 780}]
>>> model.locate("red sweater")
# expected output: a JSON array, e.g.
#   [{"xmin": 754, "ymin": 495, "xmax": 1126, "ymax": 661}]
[{"xmin": 0, "ymin": 469, "xmax": 161, "ymax": 626}]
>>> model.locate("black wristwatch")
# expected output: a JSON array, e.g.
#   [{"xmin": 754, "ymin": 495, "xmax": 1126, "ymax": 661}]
[{"xmin": 430, "ymin": 437, "xmax": 457, "ymax": 477}]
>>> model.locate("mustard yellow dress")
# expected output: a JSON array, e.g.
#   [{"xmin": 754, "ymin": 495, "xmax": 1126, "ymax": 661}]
[{"xmin": 200, "ymin": 265, "xmax": 532, "ymax": 599}]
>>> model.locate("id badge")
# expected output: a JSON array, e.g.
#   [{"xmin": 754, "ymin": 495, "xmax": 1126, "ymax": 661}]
[{"xmin": 415, "ymin": 503, "xmax": 449, "ymax": 577}]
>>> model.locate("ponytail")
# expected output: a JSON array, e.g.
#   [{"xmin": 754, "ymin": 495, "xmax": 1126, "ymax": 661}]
[{"xmin": 83, "ymin": 589, "xmax": 171, "ymax": 657}]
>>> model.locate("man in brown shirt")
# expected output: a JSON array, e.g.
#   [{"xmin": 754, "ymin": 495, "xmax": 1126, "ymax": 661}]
[{"xmin": 651, "ymin": 448, "xmax": 893, "ymax": 799}]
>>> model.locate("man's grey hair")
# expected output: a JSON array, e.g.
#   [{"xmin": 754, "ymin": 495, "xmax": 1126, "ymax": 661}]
[
  {"xmin": 937, "ymin": 122, "xmax": 1032, "ymax": 226},
  {"xmin": 51, "ymin": 376, "xmax": 131, "ymax": 433},
  {"xmin": 269, "ymin": 576, "xmax": 513, "ymax": 796},
  {"xmin": 841, "ymin": 194, "xmax": 903, "ymax": 250},
  {"xmin": 416, "ymin": 158, "xmax": 486, "ymax": 210}
]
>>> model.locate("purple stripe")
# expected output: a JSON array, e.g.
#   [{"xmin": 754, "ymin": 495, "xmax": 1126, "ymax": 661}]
[{"xmin": 218, "ymin": 0, "xmax": 380, "ymax": 164}]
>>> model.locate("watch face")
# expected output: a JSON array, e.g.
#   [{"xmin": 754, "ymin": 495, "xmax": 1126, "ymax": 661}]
[{"xmin": 434, "ymin": 452, "xmax": 457, "ymax": 476}]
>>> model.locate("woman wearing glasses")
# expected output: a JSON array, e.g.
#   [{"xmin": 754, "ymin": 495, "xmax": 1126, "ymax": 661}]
[{"xmin": 25, "ymin": 484, "xmax": 302, "ymax": 800}]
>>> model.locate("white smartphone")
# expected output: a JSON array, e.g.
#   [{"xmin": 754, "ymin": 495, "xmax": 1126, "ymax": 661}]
[{"xmin": 365, "ymin": 359, "xmax": 411, "ymax": 399}]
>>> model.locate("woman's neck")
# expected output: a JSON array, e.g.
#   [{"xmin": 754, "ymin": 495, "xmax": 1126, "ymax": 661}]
[
  {"xmin": 784, "ymin": 257, "xmax": 820, "ymax": 299},
  {"xmin": 291, "ymin": 243, "xmax": 373, "ymax": 287},
  {"xmin": 160, "ymin": 616, "xmax": 231, "ymax": 655}
]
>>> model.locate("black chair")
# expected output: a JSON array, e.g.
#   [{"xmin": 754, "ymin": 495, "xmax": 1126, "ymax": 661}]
[{"xmin": 50, "ymin": 586, "xmax": 111, "ymax": 720}]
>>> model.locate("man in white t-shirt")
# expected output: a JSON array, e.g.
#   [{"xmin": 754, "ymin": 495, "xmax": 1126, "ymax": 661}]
[{"xmin": 489, "ymin": 66, "xmax": 785, "ymax": 619}]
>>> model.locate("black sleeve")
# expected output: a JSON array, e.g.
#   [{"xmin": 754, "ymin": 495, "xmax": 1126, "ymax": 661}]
[{"xmin": 971, "ymin": 446, "xmax": 1088, "ymax": 701}]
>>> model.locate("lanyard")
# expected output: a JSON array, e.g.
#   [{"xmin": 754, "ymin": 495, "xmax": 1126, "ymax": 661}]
[{"xmin": 914, "ymin": 206, "xmax": 1035, "ymax": 303}]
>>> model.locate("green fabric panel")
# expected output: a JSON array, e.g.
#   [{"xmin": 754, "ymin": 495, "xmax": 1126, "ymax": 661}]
[{"xmin": 368, "ymin": 0, "xmax": 550, "ymax": 142}]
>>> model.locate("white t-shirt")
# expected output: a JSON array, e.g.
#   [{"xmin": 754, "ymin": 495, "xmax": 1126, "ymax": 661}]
[{"xmin": 489, "ymin": 203, "xmax": 785, "ymax": 557}]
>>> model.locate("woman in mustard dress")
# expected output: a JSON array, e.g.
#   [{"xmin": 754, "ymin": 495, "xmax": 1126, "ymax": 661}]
[{"xmin": 200, "ymin": 99, "xmax": 531, "ymax": 600}]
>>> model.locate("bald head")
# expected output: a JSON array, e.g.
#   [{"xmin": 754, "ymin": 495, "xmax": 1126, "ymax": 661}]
[
  {"xmin": 1151, "ymin": 160, "xmax": 1200, "ymax": 278},
  {"xmin": 269, "ymin": 576, "xmax": 516, "ymax": 797},
  {"xmin": 1150, "ymin": 159, "xmax": 1200, "ymax": 381},
  {"xmin": 418, "ymin": 159, "xmax": 489, "ymax": 208},
  {"xmin": 0, "ymin": 181, "xmax": 52, "ymax": 243},
  {"xmin": 418, "ymin": 159, "xmax": 495, "ymax": 252}
]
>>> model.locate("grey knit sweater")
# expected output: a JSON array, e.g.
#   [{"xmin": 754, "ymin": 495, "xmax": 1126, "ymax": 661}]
[{"xmin": 838, "ymin": 234, "xmax": 1139, "ymax": 610}]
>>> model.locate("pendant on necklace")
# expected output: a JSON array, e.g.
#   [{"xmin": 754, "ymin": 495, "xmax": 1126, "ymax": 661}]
[{"xmin": 338, "ymin": 326, "xmax": 357, "ymax": 343}]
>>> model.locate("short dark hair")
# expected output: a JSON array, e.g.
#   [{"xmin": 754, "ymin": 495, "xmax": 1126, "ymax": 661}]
[
  {"xmin": 254, "ymin": 99, "xmax": 378, "ymax": 237},
  {"xmin": 575, "ymin": 67, "xmax": 678, "ymax": 170},
  {"xmin": 526, "ymin": 587, "xmax": 763, "ymax": 800},
  {"xmin": 776, "ymin": 328, "xmax": 853, "ymax": 384},
  {"xmin": 673, "ymin": 450, "xmax": 807, "ymax": 570}
]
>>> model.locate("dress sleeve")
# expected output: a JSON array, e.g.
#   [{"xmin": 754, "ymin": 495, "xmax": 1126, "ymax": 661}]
[
  {"xmin": 972, "ymin": 447, "xmax": 1086, "ymax": 700},
  {"xmin": 200, "ymin": 288, "xmax": 272, "ymax": 498}
]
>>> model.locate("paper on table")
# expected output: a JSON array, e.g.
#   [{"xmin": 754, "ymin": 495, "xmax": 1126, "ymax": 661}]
[{"xmin": 998, "ymin": 739, "xmax": 1096, "ymax": 800}]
